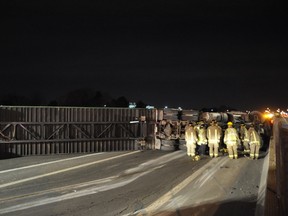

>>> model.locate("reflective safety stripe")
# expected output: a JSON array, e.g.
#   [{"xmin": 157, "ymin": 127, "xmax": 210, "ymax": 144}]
[
  {"xmin": 253, "ymin": 131, "xmax": 257, "ymax": 141},
  {"xmin": 229, "ymin": 155, "xmax": 233, "ymax": 159}
]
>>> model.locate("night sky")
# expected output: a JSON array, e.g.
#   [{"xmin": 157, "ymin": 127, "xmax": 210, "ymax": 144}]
[{"xmin": 1, "ymin": 0, "xmax": 287, "ymax": 111}]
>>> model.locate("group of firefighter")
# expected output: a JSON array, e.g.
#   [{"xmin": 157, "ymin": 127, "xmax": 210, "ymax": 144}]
[{"xmin": 185, "ymin": 120, "xmax": 262, "ymax": 160}]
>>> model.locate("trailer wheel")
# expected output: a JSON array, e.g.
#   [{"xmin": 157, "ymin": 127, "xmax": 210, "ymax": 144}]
[
  {"xmin": 178, "ymin": 140, "xmax": 187, "ymax": 151},
  {"xmin": 160, "ymin": 140, "xmax": 177, "ymax": 151}
]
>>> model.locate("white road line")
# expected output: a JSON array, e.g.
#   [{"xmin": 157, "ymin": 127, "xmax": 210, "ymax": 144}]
[
  {"xmin": 0, "ymin": 176, "xmax": 116, "ymax": 202},
  {"xmin": 0, "ymin": 165, "xmax": 164, "ymax": 214},
  {"xmin": 135, "ymin": 157, "xmax": 229, "ymax": 215},
  {"xmin": 0, "ymin": 152, "xmax": 105, "ymax": 174},
  {"xmin": 0, "ymin": 151, "xmax": 139, "ymax": 189}
]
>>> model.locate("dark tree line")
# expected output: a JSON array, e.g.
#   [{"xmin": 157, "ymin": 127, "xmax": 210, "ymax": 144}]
[
  {"xmin": 0, "ymin": 88, "xmax": 147, "ymax": 108},
  {"xmin": 0, "ymin": 89, "xmax": 238, "ymax": 111}
]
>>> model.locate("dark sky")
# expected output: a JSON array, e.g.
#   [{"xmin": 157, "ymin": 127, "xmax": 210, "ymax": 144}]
[{"xmin": 1, "ymin": 0, "xmax": 287, "ymax": 111}]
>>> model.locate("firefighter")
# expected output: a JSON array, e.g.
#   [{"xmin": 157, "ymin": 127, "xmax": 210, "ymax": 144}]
[
  {"xmin": 215, "ymin": 121, "xmax": 223, "ymax": 137},
  {"xmin": 215, "ymin": 121, "xmax": 225, "ymax": 153},
  {"xmin": 207, "ymin": 120, "xmax": 221, "ymax": 158},
  {"xmin": 194, "ymin": 121, "xmax": 202, "ymax": 154},
  {"xmin": 224, "ymin": 121, "xmax": 240, "ymax": 159},
  {"xmin": 194, "ymin": 121, "xmax": 202, "ymax": 134},
  {"xmin": 197, "ymin": 123, "xmax": 207, "ymax": 156},
  {"xmin": 185, "ymin": 122, "xmax": 198, "ymax": 157},
  {"xmin": 248, "ymin": 124, "xmax": 261, "ymax": 159},
  {"xmin": 239, "ymin": 123, "xmax": 250, "ymax": 154}
]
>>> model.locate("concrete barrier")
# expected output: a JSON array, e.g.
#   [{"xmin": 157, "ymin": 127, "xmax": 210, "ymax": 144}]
[{"xmin": 264, "ymin": 117, "xmax": 288, "ymax": 216}]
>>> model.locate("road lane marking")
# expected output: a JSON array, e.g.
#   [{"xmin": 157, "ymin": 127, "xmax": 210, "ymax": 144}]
[
  {"xmin": 0, "ymin": 152, "xmax": 105, "ymax": 174},
  {"xmin": 0, "ymin": 151, "xmax": 139, "ymax": 189},
  {"xmin": 135, "ymin": 157, "xmax": 229, "ymax": 215},
  {"xmin": 0, "ymin": 165, "xmax": 164, "ymax": 214},
  {"xmin": 0, "ymin": 176, "xmax": 116, "ymax": 202},
  {"xmin": 123, "ymin": 150, "xmax": 184, "ymax": 175}
]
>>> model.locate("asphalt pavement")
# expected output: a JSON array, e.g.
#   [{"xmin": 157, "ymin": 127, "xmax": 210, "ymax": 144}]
[{"xmin": 0, "ymin": 150, "xmax": 268, "ymax": 216}]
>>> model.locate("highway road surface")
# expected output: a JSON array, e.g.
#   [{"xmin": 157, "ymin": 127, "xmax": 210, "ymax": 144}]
[{"xmin": 0, "ymin": 149, "xmax": 268, "ymax": 216}]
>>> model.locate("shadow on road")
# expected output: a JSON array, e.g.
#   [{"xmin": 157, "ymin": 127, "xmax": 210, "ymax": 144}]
[
  {"xmin": 0, "ymin": 152, "xmax": 21, "ymax": 160},
  {"xmin": 153, "ymin": 198, "xmax": 257, "ymax": 216}
]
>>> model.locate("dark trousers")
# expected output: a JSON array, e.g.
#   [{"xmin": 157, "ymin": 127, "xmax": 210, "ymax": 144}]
[{"xmin": 198, "ymin": 144, "xmax": 207, "ymax": 155}]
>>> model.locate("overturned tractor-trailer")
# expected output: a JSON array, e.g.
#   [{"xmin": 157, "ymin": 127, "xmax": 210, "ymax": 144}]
[
  {"xmin": 0, "ymin": 106, "xmax": 272, "ymax": 157},
  {"xmin": 154, "ymin": 108, "xmax": 270, "ymax": 151},
  {"xmin": 154, "ymin": 108, "xmax": 199, "ymax": 151}
]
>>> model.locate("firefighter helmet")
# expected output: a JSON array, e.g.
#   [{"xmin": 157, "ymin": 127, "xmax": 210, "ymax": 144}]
[{"xmin": 227, "ymin": 121, "xmax": 233, "ymax": 126}]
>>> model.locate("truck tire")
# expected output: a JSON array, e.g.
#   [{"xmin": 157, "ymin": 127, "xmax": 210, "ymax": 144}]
[
  {"xmin": 160, "ymin": 140, "xmax": 176, "ymax": 151},
  {"xmin": 178, "ymin": 140, "xmax": 187, "ymax": 151}
]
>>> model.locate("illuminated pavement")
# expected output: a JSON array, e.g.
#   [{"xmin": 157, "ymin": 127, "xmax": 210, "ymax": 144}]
[{"xmin": 0, "ymin": 150, "xmax": 267, "ymax": 216}]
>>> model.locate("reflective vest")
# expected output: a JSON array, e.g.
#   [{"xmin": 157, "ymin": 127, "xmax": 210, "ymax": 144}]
[
  {"xmin": 185, "ymin": 126, "xmax": 198, "ymax": 143},
  {"xmin": 224, "ymin": 127, "xmax": 239, "ymax": 145},
  {"xmin": 240, "ymin": 127, "xmax": 249, "ymax": 142},
  {"xmin": 207, "ymin": 125, "xmax": 221, "ymax": 143},
  {"xmin": 197, "ymin": 128, "xmax": 207, "ymax": 145},
  {"xmin": 248, "ymin": 128, "xmax": 261, "ymax": 145}
]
